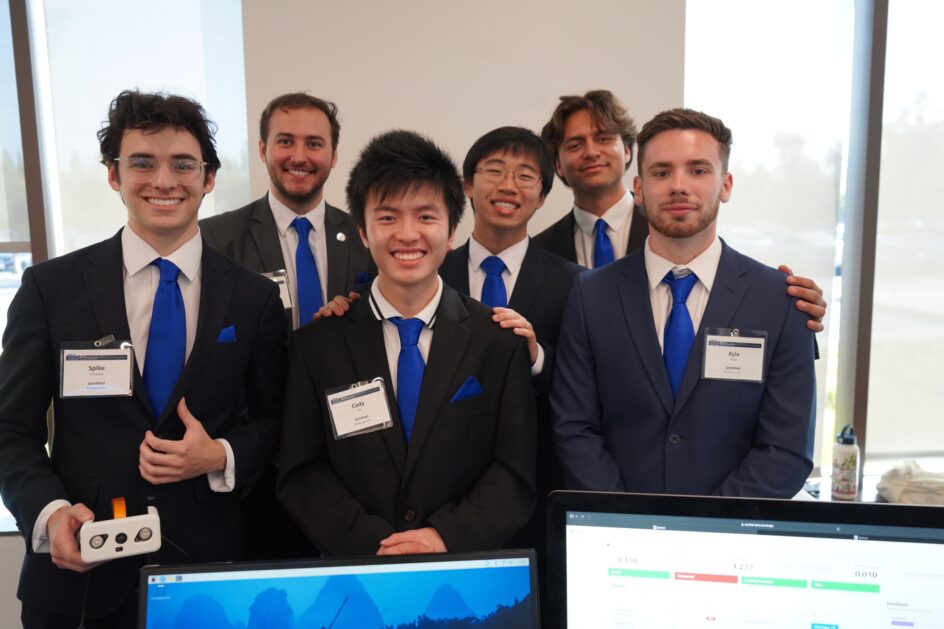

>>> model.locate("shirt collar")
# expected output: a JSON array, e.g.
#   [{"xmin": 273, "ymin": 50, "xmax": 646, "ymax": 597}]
[
  {"xmin": 268, "ymin": 191, "xmax": 326, "ymax": 237},
  {"xmin": 644, "ymin": 235, "xmax": 722, "ymax": 292},
  {"xmin": 573, "ymin": 188, "xmax": 634, "ymax": 236},
  {"xmin": 122, "ymin": 224, "xmax": 202, "ymax": 281},
  {"xmin": 467, "ymin": 235, "xmax": 529, "ymax": 275},
  {"xmin": 369, "ymin": 275, "xmax": 443, "ymax": 326}
]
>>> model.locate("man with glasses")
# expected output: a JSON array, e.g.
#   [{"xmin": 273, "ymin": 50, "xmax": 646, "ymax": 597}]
[
  {"xmin": 0, "ymin": 90, "xmax": 286, "ymax": 628},
  {"xmin": 534, "ymin": 90, "xmax": 829, "ymax": 331}
]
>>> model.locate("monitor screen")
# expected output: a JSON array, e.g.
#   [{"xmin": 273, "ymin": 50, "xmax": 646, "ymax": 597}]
[
  {"xmin": 139, "ymin": 549, "xmax": 539, "ymax": 629},
  {"xmin": 548, "ymin": 491, "xmax": 944, "ymax": 629}
]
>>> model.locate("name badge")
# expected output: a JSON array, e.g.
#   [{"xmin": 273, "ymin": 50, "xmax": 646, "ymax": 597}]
[
  {"xmin": 263, "ymin": 270, "xmax": 292, "ymax": 310},
  {"xmin": 325, "ymin": 378, "xmax": 394, "ymax": 439},
  {"xmin": 702, "ymin": 328, "xmax": 766, "ymax": 383},
  {"xmin": 60, "ymin": 337, "xmax": 134, "ymax": 398}
]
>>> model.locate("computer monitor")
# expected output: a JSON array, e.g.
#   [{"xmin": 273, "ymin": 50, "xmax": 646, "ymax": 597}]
[
  {"xmin": 547, "ymin": 491, "xmax": 944, "ymax": 629},
  {"xmin": 138, "ymin": 549, "xmax": 539, "ymax": 628}
]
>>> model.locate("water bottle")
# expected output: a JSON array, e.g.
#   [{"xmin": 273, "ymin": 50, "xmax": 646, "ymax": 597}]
[{"xmin": 831, "ymin": 424, "xmax": 860, "ymax": 501}]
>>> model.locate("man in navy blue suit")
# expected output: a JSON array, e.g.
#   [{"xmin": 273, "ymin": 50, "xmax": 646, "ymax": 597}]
[{"xmin": 552, "ymin": 108, "xmax": 815, "ymax": 498}]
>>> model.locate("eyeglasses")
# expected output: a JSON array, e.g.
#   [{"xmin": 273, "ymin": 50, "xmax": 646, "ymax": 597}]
[
  {"xmin": 113, "ymin": 157, "xmax": 207, "ymax": 184},
  {"xmin": 475, "ymin": 166, "xmax": 542, "ymax": 189}
]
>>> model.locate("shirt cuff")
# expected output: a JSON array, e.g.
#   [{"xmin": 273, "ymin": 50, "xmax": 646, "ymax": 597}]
[
  {"xmin": 530, "ymin": 343, "xmax": 546, "ymax": 376},
  {"xmin": 207, "ymin": 438, "xmax": 235, "ymax": 492},
  {"xmin": 32, "ymin": 499, "xmax": 72, "ymax": 553}
]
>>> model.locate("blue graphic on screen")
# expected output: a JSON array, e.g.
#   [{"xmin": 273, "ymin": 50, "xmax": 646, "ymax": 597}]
[{"xmin": 145, "ymin": 565, "xmax": 533, "ymax": 628}]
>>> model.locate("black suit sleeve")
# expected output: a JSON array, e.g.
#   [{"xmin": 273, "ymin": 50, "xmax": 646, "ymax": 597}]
[
  {"xmin": 217, "ymin": 281, "xmax": 288, "ymax": 484},
  {"xmin": 0, "ymin": 269, "xmax": 66, "ymax": 542},
  {"xmin": 427, "ymin": 338, "xmax": 537, "ymax": 551}
]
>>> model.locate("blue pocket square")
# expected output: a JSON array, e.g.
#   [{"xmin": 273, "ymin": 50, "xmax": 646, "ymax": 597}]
[
  {"xmin": 449, "ymin": 376, "xmax": 484, "ymax": 403},
  {"xmin": 216, "ymin": 325, "xmax": 236, "ymax": 344}
]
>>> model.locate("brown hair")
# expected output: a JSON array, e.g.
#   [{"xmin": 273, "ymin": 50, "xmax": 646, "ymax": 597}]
[
  {"xmin": 540, "ymin": 89, "xmax": 638, "ymax": 180},
  {"xmin": 636, "ymin": 108, "xmax": 733, "ymax": 173},
  {"xmin": 259, "ymin": 92, "xmax": 340, "ymax": 149}
]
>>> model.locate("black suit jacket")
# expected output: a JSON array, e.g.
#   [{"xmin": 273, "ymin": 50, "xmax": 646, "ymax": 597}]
[
  {"xmin": 200, "ymin": 195, "xmax": 372, "ymax": 321},
  {"xmin": 439, "ymin": 240, "xmax": 584, "ymax": 398},
  {"xmin": 0, "ymin": 231, "xmax": 287, "ymax": 618},
  {"xmin": 532, "ymin": 203, "xmax": 649, "ymax": 265},
  {"xmin": 277, "ymin": 286, "xmax": 537, "ymax": 556}
]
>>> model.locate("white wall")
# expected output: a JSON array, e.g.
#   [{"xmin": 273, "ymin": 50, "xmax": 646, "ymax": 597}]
[
  {"xmin": 0, "ymin": 535, "xmax": 20, "ymax": 623},
  {"xmin": 242, "ymin": 0, "xmax": 686, "ymax": 242}
]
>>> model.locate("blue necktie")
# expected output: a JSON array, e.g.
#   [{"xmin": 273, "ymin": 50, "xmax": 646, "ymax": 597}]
[
  {"xmin": 390, "ymin": 317, "xmax": 425, "ymax": 443},
  {"xmin": 593, "ymin": 218, "xmax": 615, "ymax": 268},
  {"xmin": 143, "ymin": 259, "xmax": 186, "ymax": 417},
  {"xmin": 292, "ymin": 217, "xmax": 324, "ymax": 325},
  {"xmin": 480, "ymin": 255, "xmax": 508, "ymax": 308},
  {"xmin": 662, "ymin": 271, "xmax": 698, "ymax": 398}
]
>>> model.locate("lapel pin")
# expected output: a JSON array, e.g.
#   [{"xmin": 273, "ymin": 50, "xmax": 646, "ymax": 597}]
[{"xmin": 336, "ymin": 232, "xmax": 347, "ymax": 242}]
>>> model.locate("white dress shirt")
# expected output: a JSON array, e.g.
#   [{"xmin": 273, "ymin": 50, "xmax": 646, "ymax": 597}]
[
  {"xmin": 268, "ymin": 192, "xmax": 330, "ymax": 329},
  {"xmin": 368, "ymin": 276, "xmax": 443, "ymax": 394},
  {"xmin": 572, "ymin": 189, "xmax": 636, "ymax": 269},
  {"xmin": 32, "ymin": 225, "xmax": 235, "ymax": 553},
  {"xmin": 644, "ymin": 236, "xmax": 723, "ymax": 351},
  {"xmin": 466, "ymin": 236, "xmax": 545, "ymax": 375}
]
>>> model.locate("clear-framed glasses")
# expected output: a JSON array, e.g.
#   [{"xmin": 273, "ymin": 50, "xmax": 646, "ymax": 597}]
[
  {"xmin": 113, "ymin": 157, "xmax": 207, "ymax": 184},
  {"xmin": 475, "ymin": 166, "xmax": 542, "ymax": 189}
]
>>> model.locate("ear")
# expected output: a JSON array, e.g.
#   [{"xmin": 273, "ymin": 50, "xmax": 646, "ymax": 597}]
[
  {"xmin": 554, "ymin": 158, "xmax": 564, "ymax": 180},
  {"xmin": 358, "ymin": 225, "xmax": 369, "ymax": 249},
  {"xmin": 446, "ymin": 224, "xmax": 457, "ymax": 250},
  {"xmin": 463, "ymin": 179, "xmax": 474, "ymax": 203},
  {"xmin": 258, "ymin": 138, "xmax": 267, "ymax": 163},
  {"xmin": 720, "ymin": 172, "xmax": 733, "ymax": 203},
  {"xmin": 622, "ymin": 140, "xmax": 632, "ymax": 167},
  {"xmin": 533, "ymin": 194, "xmax": 546, "ymax": 212},
  {"xmin": 203, "ymin": 169, "xmax": 217, "ymax": 195},
  {"xmin": 632, "ymin": 175, "xmax": 644, "ymax": 206},
  {"xmin": 330, "ymin": 147, "xmax": 339, "ymax": 169},
  {"xmin": 107, "ymin": 163, "xmax": 121, "ymax": 192}
]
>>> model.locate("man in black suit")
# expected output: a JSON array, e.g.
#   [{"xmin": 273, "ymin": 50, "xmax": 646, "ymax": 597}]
[
  {"xmin": 534, "ymin": 89, "xmax": 828, "ymax": 331},
  {"xmin": 200, "ymin": 93, "xmax": 371, "ymax": 330},
  {"xmin": 278, "ymin": 130, "xmax": 536, "ymax": 556},
  {"xmin": 439, "ymin": 127, "xmax": 582, "ymax": 553},
  {"xmin": 0, "ymin": 91, "xmax": 286, "ymax": 628},
  {"xmin": 199, "ymin": 93, "xmax": 370, "ymax": 560}
]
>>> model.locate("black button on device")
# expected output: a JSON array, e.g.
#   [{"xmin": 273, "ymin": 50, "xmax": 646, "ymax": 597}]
[
  {"xmin": 668, "ymin": 433, "xmax": 682, "ymax": 445},
  {"xmin": 115, "ymin": 532, "xmax": 128, "ymax": 544},
  {"xmin": 403, "ymin": 509, "xmax": 415, "ymax": 522}
]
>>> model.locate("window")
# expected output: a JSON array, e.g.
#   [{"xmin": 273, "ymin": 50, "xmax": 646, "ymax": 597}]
[{"xmin": 685, "ymin": 0, "xmax": 855, "ymax": 467}]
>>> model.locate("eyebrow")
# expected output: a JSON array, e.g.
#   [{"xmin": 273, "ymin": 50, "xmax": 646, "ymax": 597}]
[
  {"xmin": 647, "ymin": 159, "xmax": 714, "ymax": 170},
  {"xmin": 483, "ymin": 157, "xmax": 539, "ymax": 172},
  {"xmin": 274, "ymin": 132, "xmax": 326, "ymax": 141},
  {"xmin": 126, "ymin": 151, "xmax": 200, "ymax": 160}
]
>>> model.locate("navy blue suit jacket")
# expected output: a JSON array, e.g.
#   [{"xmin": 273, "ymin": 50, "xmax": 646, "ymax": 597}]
[{"xmin": 551, "ymin": 240, "xmax": 815, "ymax": 498}]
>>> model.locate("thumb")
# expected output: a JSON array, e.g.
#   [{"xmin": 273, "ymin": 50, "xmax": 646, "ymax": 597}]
[
  {"xmin": 778, "ymin": 264, "xmax": 794, "ymax": 278},
  {"xmin": 176, "ymin": 397, "xmax": 199, "ymax": 428}
]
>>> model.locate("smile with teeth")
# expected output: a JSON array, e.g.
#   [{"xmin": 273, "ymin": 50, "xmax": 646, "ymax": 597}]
[
  {"xmin": 147, "ymin": 197, "xmax": 182, "ymax": 206},
  {"xmin": 492, "ymin": 201, "xmax": 519, "ymax": 212},
  {"xmin": 393, "ymin": 251, "xmax": 425, "ymax": 261},
  {"xmin": 287, "ymin": 168, "xmax": 312, "ymax": 177}
]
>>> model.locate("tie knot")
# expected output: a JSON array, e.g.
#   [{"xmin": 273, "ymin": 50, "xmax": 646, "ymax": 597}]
[
  {"xmin": 152, "ymin": 258, "xmax": 181, "ymax": 284},
  {"xmin": 663, "ymin": 271, "xmax": 698, "ymax": 304},
  {"xmin": 390, "ymin": 317, "xmax": 424, "ymax": 347},
  {"xmin": 480, "ymin": 255, "xmax": 506, "ymax": 278},
  {"xmin": 595, "ymin": 218, "xmax": 609, "ymax": 235},
  {"xmin": 292, "ymin": 216, "xmax": 312, "ymax": 240}
]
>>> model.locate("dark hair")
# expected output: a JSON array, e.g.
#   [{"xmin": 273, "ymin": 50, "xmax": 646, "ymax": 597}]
[
  {"xmin": 462, "ymin": 126, "xmax": 554, "ymax": 198},
  {"xmin": 259, "ymin": 92, "xmax": 340, "ymax": 149},
  {"xmin": 540, "ymin": 90, "xmax": 638, "ymax": 186},
  {"xmin": 98, "ymin": 90, "xmax": 221, "ymax": 178},
  {"xmin": 636, "ymin": 108, "xmax": 733, "ymax": 173},
  {"xmin": 346, "ymin": 130, "xmax": 465, "ymax": 232}
]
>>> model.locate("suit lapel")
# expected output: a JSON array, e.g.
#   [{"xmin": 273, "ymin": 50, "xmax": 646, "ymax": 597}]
[
  {"xmin": 325, "ymin": 204, "xmax": 359, "ymax": 298},
  {"xmin": 249, "ymin": 196, "xmax": 286, "ymax": 272},
  {"xmin": 626, "ymin": 204, "xmax": 650, "ymax": 255},
  {"xmin": 508, "ymin": 242, "xmax": 547, "ymax": 315},
  {"xmin": 559, "ymin": 213, "xmax": 579, "ymax": 263},
  {"xmin": 155, "ymin": 246, "xmax": 233, "ymax": 427},
  {"xmin": 618, "ymin": 253, "xmax": 674, "ymax": 414},
  {"xmin": 403, "ymin": 288, "xmax": 470, "ymax": 479},
  {"xmin": 672, "ymin": 242, "xmax": 748, "ymax": 416},
  {"xmin": 347, "ymin": 298, "xmax": 407, "ymax": 473},
  {"xmin": 82, "ymin": 231, "xmax": 153, "ymax": 415},
  {"xmin": 439, "ymin": 242, "xmax": 471, "ymax": 296}
]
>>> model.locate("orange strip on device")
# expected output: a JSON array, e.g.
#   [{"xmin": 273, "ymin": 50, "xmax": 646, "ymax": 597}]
[{"xmin": 111, "ymin": 497, "xmax": 127, "ymax": 519}]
